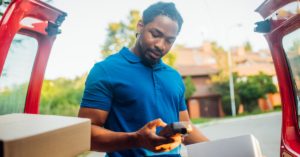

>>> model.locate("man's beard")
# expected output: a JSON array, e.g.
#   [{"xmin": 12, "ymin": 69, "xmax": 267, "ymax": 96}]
[{"xmin": 137, "ymin": 41, "xmax": 159, "ymax": 67}]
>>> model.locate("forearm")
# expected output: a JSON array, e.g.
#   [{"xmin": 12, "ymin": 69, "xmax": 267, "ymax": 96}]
[
  {"xmin": 182, "ymin": 124, "xmax": 210, "ymax": 145},
  {"xmin": 90, "ymin": 125, "xmax": 138, "ymax": 152}
]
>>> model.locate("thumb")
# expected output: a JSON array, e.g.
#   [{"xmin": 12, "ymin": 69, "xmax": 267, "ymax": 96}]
[{"xmin": 148, "ymin": 119, "xmax": 167, "ymax": 129}]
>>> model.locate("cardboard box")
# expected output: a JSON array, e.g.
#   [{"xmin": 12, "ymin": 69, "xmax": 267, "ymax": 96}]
[
  {"xmin": 187, "ymin": 134, "xmax": 262, "ymax": 157},
  {"xmin": 0, "ymin": 113, "xmax": 91, "ymax": 157}
]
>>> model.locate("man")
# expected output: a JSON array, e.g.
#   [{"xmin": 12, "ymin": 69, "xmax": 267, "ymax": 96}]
[{"xmin": 78, "ymin": 2, "xmax": 209, "ymax": 157}]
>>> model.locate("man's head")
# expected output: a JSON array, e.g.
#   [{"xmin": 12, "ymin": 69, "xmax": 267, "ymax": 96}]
[{"xmin": 135, "ymin": 2, "xmax": 183, "ymax": 67}]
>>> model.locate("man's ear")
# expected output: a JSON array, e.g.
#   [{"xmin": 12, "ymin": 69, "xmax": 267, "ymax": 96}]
[{"xmin": 136, "ymin": 19, "xmax": 144, "ymax": 35}]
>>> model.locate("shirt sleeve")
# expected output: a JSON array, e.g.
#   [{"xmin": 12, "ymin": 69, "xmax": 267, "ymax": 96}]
[
  {"xmin": 80, "ymin": 64, "xmax": 113, "ymax": 111},
  {"xmin": 179, "ymin": 84, "xmax": 187, "ymax": 111}
]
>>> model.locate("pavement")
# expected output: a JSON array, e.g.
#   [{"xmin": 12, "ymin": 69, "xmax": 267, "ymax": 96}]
[{"xmin": 87, "ymin": 111, "xmax": 282, "ymax": 157}]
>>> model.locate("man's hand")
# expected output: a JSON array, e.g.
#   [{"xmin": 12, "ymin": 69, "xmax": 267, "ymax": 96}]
[{"xmin": 134, "ymin": 119, "xmax": 183, "ymax": 153}]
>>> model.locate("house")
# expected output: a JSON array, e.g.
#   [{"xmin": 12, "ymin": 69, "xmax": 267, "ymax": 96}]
[{"xmin": 169, "ymin": 41, "xmax": 281, "ymax": 119}]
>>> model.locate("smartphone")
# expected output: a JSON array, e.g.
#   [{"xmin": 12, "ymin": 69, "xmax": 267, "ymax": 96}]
[{"xmin": 157, "ymin": 121, "xmax": 193, "ymax": 138}]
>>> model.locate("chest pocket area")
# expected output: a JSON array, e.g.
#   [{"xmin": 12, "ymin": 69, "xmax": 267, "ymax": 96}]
[{"xmin": 113, "ymin": 72, "xmax": 155, "ymax": 105}]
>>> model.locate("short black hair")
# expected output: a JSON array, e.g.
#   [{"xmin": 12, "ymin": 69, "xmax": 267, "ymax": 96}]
[{"xmin": 142, "ymin": 2, "xmax": 183, "ymax": 33}]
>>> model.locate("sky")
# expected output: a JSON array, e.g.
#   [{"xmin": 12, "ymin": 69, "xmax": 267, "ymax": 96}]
[{"xmin": 39, "ymin": 0, "xmax": 268, "ymax": 80}]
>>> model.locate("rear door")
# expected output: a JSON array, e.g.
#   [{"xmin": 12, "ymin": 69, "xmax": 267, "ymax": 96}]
[
  {"xmin": 0, "ymin": 0, "xmax": 66, "ymax": 115},
  {"xmin": 256, "ymin": 1, "xmax": 300, "ymax": 156}
]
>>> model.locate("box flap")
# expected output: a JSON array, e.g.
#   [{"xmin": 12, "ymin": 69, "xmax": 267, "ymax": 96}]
[{"xmin": 0, "ymin": 113, "xmax": 90, "ymax": 141}]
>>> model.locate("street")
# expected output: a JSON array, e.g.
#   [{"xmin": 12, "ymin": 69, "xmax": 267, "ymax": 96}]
[{"xmin": 87, "ymin": 112, "xmax": 282, "ymax": 157}]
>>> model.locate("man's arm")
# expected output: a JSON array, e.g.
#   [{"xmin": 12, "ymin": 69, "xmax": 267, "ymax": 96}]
[
  {"xmin": 78, "ymin": 107, "xmax": 183, "ymax": 153},
  {"xmin": 179, "ymin": 110, "xmax": 210, "ymax": 145}
]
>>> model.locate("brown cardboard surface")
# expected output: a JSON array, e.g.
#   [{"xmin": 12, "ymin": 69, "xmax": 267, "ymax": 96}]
[
  {"xmin": 0, "ymin": 113, "xmax": 91, "ymax": 157},
  {"xmin": 187, "ymin": 134, "xmax": 262, "ymax": 157}
]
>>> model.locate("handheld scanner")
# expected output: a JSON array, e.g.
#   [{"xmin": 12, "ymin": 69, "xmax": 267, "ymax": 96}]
[{"xmin": 157, "ymin": 121, "xmax": 193, "ymax": 137}]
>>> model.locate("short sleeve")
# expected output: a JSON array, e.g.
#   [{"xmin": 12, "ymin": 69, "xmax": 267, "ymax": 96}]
[
  {"xmin": 80, "ymin": 64, "xmax": 113, "ymax": 111},
  {"xmin": 179, "ymin": 85, "xmax": 187, "ymax": 111}
]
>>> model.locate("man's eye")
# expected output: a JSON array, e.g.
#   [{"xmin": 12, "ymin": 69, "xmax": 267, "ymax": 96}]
[
  {"xmin": 151, "ymin": 33, "xmax": 158, "ymax": 37},
  {"xmin": 167, "ymin": 40, "xmax": 174, "ymax": 44}
]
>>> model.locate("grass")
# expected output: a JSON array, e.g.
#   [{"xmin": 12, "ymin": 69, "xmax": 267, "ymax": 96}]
[
  {"xmin": 191, "ymin": 106, "xmax": 282, "ymax": 125},
  {"xmin": 76, "ymin": 151, "xmax": 91, "ymax": 157}
]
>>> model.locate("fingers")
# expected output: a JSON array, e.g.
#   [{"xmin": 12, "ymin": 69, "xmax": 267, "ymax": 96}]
[
  {"xmin": 155, "ymin": 135, "xmax": 182, "ymax": 153},
  {"xmin": 148, "ymin": 118, "xmax": 167, "ymax": 129},
  {"xmin": 152, "ymin": 134, "xmax": 175, "ymax": 145}
]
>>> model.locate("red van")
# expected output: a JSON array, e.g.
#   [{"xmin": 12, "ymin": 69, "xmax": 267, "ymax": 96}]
[
  {"xmin": 1, "ymin": 0, "xmax": 300, "ymax": 156},
  {"xmin": 254, "ymin": 0, "xmax": 300, "ymax": 156}
]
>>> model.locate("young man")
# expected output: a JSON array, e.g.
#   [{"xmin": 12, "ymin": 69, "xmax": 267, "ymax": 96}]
[{"xmin": 78, "ymin": 2, "xmax": 209, "ymax": 157}]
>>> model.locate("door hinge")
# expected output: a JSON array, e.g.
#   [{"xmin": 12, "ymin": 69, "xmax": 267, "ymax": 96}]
[
  {"xmin": 45, "ymin": 14, "xmax": 67, "ymax": 36},
  {"xmin": 254, "ymin": 19, "xmax": 271, "ymax": 33}
]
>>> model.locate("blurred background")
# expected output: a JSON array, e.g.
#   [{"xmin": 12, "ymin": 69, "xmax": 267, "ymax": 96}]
[{"xmin": 0, "ymin": 0, "xmax": 283, "ymax": 157}]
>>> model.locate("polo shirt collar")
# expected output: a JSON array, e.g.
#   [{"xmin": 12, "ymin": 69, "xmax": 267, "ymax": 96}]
[
  {"xmin": 120, "ymin": 46, "xmax": 166, "ymax": 69},
  {"xmin": 120, "ymin": 46, "xmax": 142, "ymax": 63},
  {"xmin": 154, "ymin": 59, "xmax": 166, "ymax": 70}
]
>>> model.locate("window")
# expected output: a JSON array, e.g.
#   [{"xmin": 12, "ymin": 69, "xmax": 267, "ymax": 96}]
[
  {"xmin": 0, "ymin": 34, "xmax": 38, "ymax": 115},
  {"xmin": 282, "ymin": 28, "xmax": 300, "ymax": 130}
]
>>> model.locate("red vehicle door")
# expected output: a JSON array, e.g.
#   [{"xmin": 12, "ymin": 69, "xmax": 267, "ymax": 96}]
[
  {"xmin": 0, "ymin": 0, "xmax": 66, "ymax": 115},
  {"xmin": 256, "ymin": 0, "xmax": 300, "ymax": 156}
]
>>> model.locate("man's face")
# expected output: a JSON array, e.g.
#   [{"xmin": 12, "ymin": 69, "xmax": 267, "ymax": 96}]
[{"xmin": 137, "ymin": 15, "xmax": 179, "ymax": 67}]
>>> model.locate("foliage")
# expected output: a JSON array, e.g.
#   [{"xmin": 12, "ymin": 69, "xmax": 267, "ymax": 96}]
[
  {"xmin": 39, "ymin": 74, "xmax": 88, "ymax": 117},
  {"xmin": 221, "ymin": 94, "xmax": 240, "ymax": 115},
  {"xmin": 101, "ymin": 10, "xmax": 141, "ymax": 59},
  {"xmin": 236, "ymin": 72, "xmax": 277, "ymax": 112},
  {"xmin": 244, "ymin": 41, "xmax": 252, "ymax": 51},
  {"xmin": 183, "ymin": 76, "xmax": 196, "ymax": 100},
  {"xmin": 237, "ymin": 79, "xmax": 265, "ymax": 112},
  {"xmin": 211, "ymin": 70, "xmax": 277, "ymax": 113},
  {"xmin": 0, "ymin": 83, "xmax": 30, "ymax": 115},
  {"xmin": 289, "ymin": 39, "xmax": 300, "ymax": 51},
  {"xmin": 162, "ymin": 50, "xmax": 177, "ymax": 69},
  {"xmin": 190, "ymin": 117, "xmax": 213, "ymax": 124},
  {"xmin": 0, "ymin": 0, "xmax": 11, "ymax": 17},
  {"xmin": 175, "ymin": 44, "xmax": 185, "ymax": 48},
  {"xmin": 209, "ymin": 41, "xmax": 277, "ymax": 113},
  {"xmin": 250, "ymin": 71, "xmax": 278, "ymax": 94},
  {"xmin": 211, "ymin": 72, "xmax": 240, "ymax": 115},
  {"xmin": 210, "ymin": 42, "xmax": 228, "ymax": 83},
  {"xmin": 0, "ymin": 73, "xmax": 88, "ymax": 117}
]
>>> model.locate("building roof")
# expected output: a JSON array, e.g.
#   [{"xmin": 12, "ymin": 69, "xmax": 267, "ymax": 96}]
[
  {"xmin": 178, "ymin": 65, "xmax": 218, "ymax": 77},
  {"xmin": 172, "ymin": 42, "xmax": 276, "ymax": 77}
]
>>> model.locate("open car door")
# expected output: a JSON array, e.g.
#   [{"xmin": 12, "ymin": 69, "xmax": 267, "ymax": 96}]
[
  {"xmin": 256, "ymin": 0, "xmax": 300, "ymax": 156},
  {"xmin": 0, "ymin": 0, "xmax": 66, "ymax": 115}
]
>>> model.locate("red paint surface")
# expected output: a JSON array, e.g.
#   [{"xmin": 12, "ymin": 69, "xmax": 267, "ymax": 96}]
[
  {"xmin": 264, "ymin": 12, "xmax": 300, "ymax": 157},
  {"xmin": 255, "ymin": 0, "xmax": 295, "ymax": 19},
  {"xmin": 0, "ymin": 0, "xmax": 66, "ymax": 114}
]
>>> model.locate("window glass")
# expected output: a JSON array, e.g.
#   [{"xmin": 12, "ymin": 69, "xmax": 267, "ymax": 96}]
[
  {"xmin": 282, "ymin": 28, "xmax": 300, "ymax": 130},
  {"xmin": 0, "ymin": 33, "xmax": 38, "ymax": 115}
]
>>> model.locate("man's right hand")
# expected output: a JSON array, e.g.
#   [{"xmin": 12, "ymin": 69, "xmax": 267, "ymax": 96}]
[{"xmin": 134, "ymin": 119, "xmax": 183, "ymax": 153}]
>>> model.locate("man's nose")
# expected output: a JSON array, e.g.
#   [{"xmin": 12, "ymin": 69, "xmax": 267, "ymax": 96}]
[{"xmin": 154, "ymin": 39, "xmax": 165, "ymax": 52}]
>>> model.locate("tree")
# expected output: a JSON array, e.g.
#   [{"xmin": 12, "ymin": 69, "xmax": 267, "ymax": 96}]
[
  {"xmin": 236, "ymin": 71, "xmax": 277, "ymax": 112},
  {"xmin": 211, "ymin": 72, "xmax": 240, "ymax": 115},
  {"xmin": 101, "ymin": 10, "xmax": 141, "ymax": 59},
  {"xmin": 162, "ymin": 50, "xmax": 177, "ymax": 69},
  {"xmin": 210, "ymin": 41, "xmax": 228, "ymax": 82},
  {"xmin": 244, "ymin": 41, "xmax": 252, "ymax": 51},
  {"xmin": 0, "ymin": 0, "xmax": 11, "ymax": 17},
  {"xmin": 237, "ymin": 79, "xmax": 265, "ymax": 112},
  {"xmin": 252, "ymin": 71, "xmax": 277, "ymax": 94},
  {"xmin": 39, "ymin": 74, "xmax": 88, "ymax": 117},
  {"xmin": 183, "ymin": 76, "xmax": 196, "ymax": 100},
  {"xmin": 175, "ymin": 44, "xmax": 185, "ymax": 48}
]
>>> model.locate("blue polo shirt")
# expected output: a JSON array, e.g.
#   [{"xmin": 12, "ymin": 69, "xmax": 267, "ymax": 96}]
[{"xmin": 80, "ymin": 47, "xmax": 187, "ymax": 157}]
